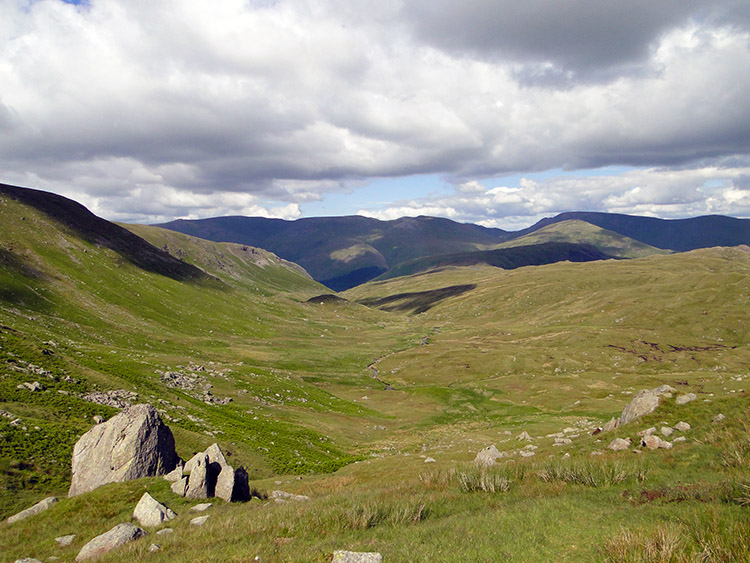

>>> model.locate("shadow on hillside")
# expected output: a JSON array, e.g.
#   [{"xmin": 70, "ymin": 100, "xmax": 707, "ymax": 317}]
[
  {"xmin": 0, "ymin": 248, "xmax": 53, "ymax": 311},
  {"xmin": 357, "ymin": 284, "xmax": 477, "ymax": 314}
]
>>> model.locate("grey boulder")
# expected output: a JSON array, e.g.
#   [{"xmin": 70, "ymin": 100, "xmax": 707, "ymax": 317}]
[
  {"xmin": 6, "ymin": 496, "xmax": 58, "ymax": 524},
  {"xmin": 132, "ymin": 492, "xmax": 176, "ymax": 527},
  {"xmin": 69, "ymin": 404, "xmax": 179, "ymax": 497},
  {"xmin": 474, "ymin": 445, "xmax": 503, "ymax": 467},
  {"xmin": 75, "ymin": 523, "xmax": 146, "ymax": 561}
]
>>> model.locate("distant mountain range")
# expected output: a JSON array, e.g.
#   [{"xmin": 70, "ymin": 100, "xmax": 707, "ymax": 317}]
[{"xmin": 158, "ymin": 211, "xmax": 750, "ymax": 290}]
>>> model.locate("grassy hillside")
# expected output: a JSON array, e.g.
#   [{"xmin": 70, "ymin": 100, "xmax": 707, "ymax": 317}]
[
  {"xmin": 1, "ymin": 186, "xmax": 748, "ymax": 561},
  {"xmin": 495, "ymin": 219, "xmax": 671, "ymax": 259}
]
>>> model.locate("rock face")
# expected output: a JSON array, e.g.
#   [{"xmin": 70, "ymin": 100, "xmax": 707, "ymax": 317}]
[
  {"xmin": 6, "ymin": 496, "xmax": 58, "ymax": 524},
  {"xmin": 69, "ymin": 404, "xmax": 179, "ymax": 497},
  {"xmin": 132, "ymin": 493, "xmax": 177, "ymax": 527},
  {"xmin": 474, "ymin": 445, "xmax": 503, "ymax": 467},
  {"xmin": 172, "ymin": 443, "xmax": 250, "ymax": 502},
  {"xmin": 76, "ymin": 523, "xmax": 146, "ymax": 561},
  {"xmin": 332, "ymin": 551, "xmax": 383, "ymax": 563}
]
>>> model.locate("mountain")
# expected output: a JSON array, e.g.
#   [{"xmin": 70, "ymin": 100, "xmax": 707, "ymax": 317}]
[
  {"xmin": 159, "ymin": 211, "xmax": 750, "ymax": 290},
  {"xmin": 157, "ymin": 215, "xmax": 508, "ymax": 290},
  {"xmin": 516, "ymin": 211, "xmax": 750, "ymax": 251}
]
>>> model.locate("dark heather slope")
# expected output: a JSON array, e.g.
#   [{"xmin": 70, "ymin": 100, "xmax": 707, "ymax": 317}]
[
  {"xmin": 0, "ymin": 183, "xmax": 208, "ymax": 282},
  {"xmin": 515, "ymin": 212, "xmax": 750, "ymax": 252}
]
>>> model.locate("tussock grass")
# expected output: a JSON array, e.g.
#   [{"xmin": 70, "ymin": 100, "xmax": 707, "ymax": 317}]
[
  {"xmin": 537, "ymin": 458, "xmax": 648, "ymax": 488},
  {"xmin": 602, "ymin": 525, "xmax": 685, "ymax": 563}
]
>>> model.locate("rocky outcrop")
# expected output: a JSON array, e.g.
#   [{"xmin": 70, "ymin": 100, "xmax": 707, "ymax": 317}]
[
  {"xmin": 76, "ymin": 523, "xmax": 146, "ymax": 561},
  {"xmin": 132, "ymin": 493, "xmax": 177, "ymax": 527},
  {"xmin": 69, "ymin": 404, "xmax": 179, "ymax": 497},
  {"xmin": 6, "ymin": 496, "xmax": 57, "ymax": 524},
  {"xmin": 172, "ymin": 443, "xmax": 250, "ymax": 502}
]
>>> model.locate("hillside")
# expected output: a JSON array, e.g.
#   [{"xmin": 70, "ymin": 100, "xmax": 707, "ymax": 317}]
[
  {"xmin": 495, "ymin": 219, "xmax": 671, "ymax": 259},
  {"xmin": 158, "ymin": 211, "xmax": 750, "ymax": 291},
  {"xmin": 157, "ymin": 215, "xmax": 508, "ymax": 290},
  {"xmin": 1, "ymin": 185, "xmax": 748, "ymax": 562},
  {"xmin": 516, "ymin": 211, "xmax": 750, "ymax": 251}
]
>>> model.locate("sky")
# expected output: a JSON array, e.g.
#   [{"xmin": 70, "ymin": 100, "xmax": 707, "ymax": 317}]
[{"xmin": 1, "ymin": 0, "xmax": 749, "ymax": 230}]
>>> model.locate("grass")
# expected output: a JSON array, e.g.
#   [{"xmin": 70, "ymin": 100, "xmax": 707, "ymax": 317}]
[{"xmin": 1, "ymin": 191, "xmax": 749, "ymax": 560}]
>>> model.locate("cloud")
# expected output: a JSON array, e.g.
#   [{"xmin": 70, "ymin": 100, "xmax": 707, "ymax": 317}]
[{"xmin": 0, "ymin": 1, "xmax": 748, "ymax": 223}]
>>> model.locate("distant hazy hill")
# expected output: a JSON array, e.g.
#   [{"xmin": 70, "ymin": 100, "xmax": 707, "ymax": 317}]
[
  {"xmin": 159, "ymin": 211, "xmax": 750, "ymax": 290},
  {"xmin": 515, "ymin": 212, "xmax": 750, "ymax": 251}
]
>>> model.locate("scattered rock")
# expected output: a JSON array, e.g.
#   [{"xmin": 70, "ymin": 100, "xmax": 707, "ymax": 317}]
[
  {"xmin": 81, "ymin": 390, "xmax": 138, "ymax": 409},
  {"xmin": 519, "ymin": 450, "xmax": 535, "ymax": 458},
  {"xmin": 6, "ymin": 496, "xmax": 58, "ymax": 524},
  {"xmin": 163, "ymin": 460, "xmax": 184, "ymax": 482},
  {"xmin": 148, "ymin": 544, "xmax": 161, "ymax": 552},
  {"xmin": 55, "ymin": 534, "xmax": 76, "ymax": 546},
  {"xmin": 332, "ymin": 551, "xmax": 383, "ymax": 563},
  {"xmin": 190, "ymin": 515, "xmax": 210, "ymax": 526},
  {"xmin": 553, "ymin": 437, "xmax": 572, "ymax": 446},
  {"xmin": 424, "ymin": 457, "xmax": 436, "ymax": 463},
  {"xmin": 75, "ymin": 523, "xmax": 146, "ymax": 561},
  {"xmin": 675, "ymin": 393, "xmax": 697, "ymax": 405},
  {"xmin": 69, "ymin": 404, "xmax": 179, "ymax": 497},
  {"xmin": 191, "ymin": 503, "xmax": 213, "ymax": 512},
  {"xmin": 608, "ymin": 438, "xmax": 631, "ymax": 451},
  {"xmin": 517, "ymin": 431, "xmax": 532, "ymax": 441},
  {"xmin": 133, "ymin": 493, "xmax": 176, "ymax": 527},
  {"xmin": 661, "ymin": 426, "xmax": 674, "ymax": 437},
  {"xmin": 637, "ymin": 427, "xmax": 656, "ymax": 437},
  {"xmin": 591, "ymin": 451, "xmax": 603, "ymax": 456},
  {"xmin": 602, "ymin": 417, "xmax": 619, "ymax": 432},
  {"xmin": 270, "ymin": 490, "xmax": 310, "ymax": 502},
  {"xmin": 171, "ymin": 476, "xmax": 188, "ymax": 496},
  {"xmin": 14, "ymin": 559, "xmax": 43, "ymax": 563},
  {"xmin": 673, "ymin": 436, "xmax": 687, "ymax": 443},
  {"xmin": 155, "ymin": 528, "xmax": 173, "ymax": 536},
  {"xmin": 176, "ymin": 443, "xmax": 250, "ymax": 502},
  {"xmin": 474, "ymin": 445, "xmax": 503, "ymax": 467},
  {"xmin": 92, "ymin": 416, "xmax": 104, "ymax": 424},
  {"xmin": 712, "ymin": 413, "xmax": 726, "ymax": 424},
  {"xmin": 18, "ymin": 381, "xmax": 44, "ymax": 392},
  {"xmin": 674, "ymin": 421, "xmax": 691, "ymax": 432},
  {"xmin": 641, "ymin": 435, "xmax": 673, "ymax": 450}
]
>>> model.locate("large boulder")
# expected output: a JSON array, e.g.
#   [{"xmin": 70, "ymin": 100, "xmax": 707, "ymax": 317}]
[
  {"xmin": 76, "ymin": 523, "xmax": 146, "ymax": 561},
  {"xmin": 69, "ymin": 404, "xmax": 179, "ymax": 497},
  {"xmin": 132, "ymin": 493, "xmax": 176, "ymax": 527},
  {"xmin": 185, "ymin": 454, "xmax": 210, "ymax": 499},
  {"xmin": 174, "ymin": 443, "xmax": 250, "ymax": 502}
]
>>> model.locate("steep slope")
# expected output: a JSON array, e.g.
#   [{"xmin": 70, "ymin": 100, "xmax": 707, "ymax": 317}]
[
  {"xmin": 516, "ymin": 211, "xmax": 750, "ymax": 251},
  {"xmin": 0, "ymin": 186, "xmax": 416, "ymax": 515},
  {"xmin": 158, "ymin": 215, "xmax": 508, "ymax": 290}
]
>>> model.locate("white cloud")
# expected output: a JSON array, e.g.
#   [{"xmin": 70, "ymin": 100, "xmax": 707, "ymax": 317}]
[{"xmin": 0, "ymin": 1, "xmax": 748, "ymax": 223}]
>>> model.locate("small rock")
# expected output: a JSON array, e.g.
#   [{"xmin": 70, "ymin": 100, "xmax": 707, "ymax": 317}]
[
  {"xmin": 92, "ymin": 416, "xmax": 104, "ymax": 424},
  {"xmin": 148, "ymin": 544, "xmax": 161, "ymax": 552},
  {"xmin": 75, "ymin": 523, "xmax": 146, "ymax": 561},
  {"xmin": 608, "ymin": 438, "xmax": 631, "ymax": 451},
  {"xmin": 155, "ymin": 528, "xmax": 173, "ymax": 536},
  {"xmin": 641, "ymin": 435, "xmax": 673, "ymax": 450},
  {"xmin": 474, "ymin": 445, "xmax": 503, "ymax": 467},
  {"xmin": 424, "ymin": 457, "xmax": 436, "ymax": 463},
  {"xmin": 7, "ymin": 496, "xmax": 58, "ymax": 524},
  {"xmin": 562, "ymin": 453, "xmax": 571, "ymax": 459},
  {"xmin": 674, "ymin": 421, "xmax": 691, "ymax": 432},
  {"xmin": 190, "ymin": 515, "xmax": 210, "ymax": 526},
  {"xmin": 673, "ymin": 436, "xmax": 687, "ymax": 443},
  {"xmin": 163, "ymin": 460, "xmax": 184, "ymax": 482},
  {"xmin": 675, "ymin": 393, "xmax": 697, "ymax": 405},
  {"xmin": 517, "ymin": 431, "xmax": 532, "ymax": 441},
  {"xmin": 170, "ymin": 476, "xmax": 188, "ymax": 496},
  {"xmin": 553, "ymin": 437, "xmax": 572, "ymax": 446},
  {"xmin": 190, "ymin": 503, "xmax": 213, "ymax": 512},
  {"xmin": 602, "ymin": 417, "xmax": 619, "ymax": 432},
  {"xmin": 519, "ymin": 450, "xmax": 535, "ymax": 458},
  {"xmin": 661, "ymin": 426, "xmax": 674, "ymax": 437},
  {"xmin": 591, "ymin": 451, "xmax": 603, "ymax": 456},
  {"xmin": 55, "ymin": 534, "xmax": 76, "ymax": 546},
  {"xmin": 14, "ymin": 559, "xmax": 43, "ymax": 563},
  {"xmin": 619, "ymin": 389, "xmax": 661, "ymax": 426},
  {"xmin": 332, "ymin": 551, "xmax": 383, "ymax": 563},
  {"xmin": 712, "ymin": 413, "xmax": 726, "ymax": 423},
  {"xmin": 638, "ymin": 427, "xmax": 656, "ymax": 437},
  {"xmin": 270, "ymin": 490, "xmax": 310, "ymax": 502}
]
